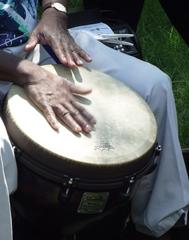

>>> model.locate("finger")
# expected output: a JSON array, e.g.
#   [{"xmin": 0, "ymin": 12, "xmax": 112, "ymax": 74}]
[
  {"xmin": 50, "ymin": 38, "xmax": 77, "ymax": 67},
  {"xmin": 25, "ymin": 31, "xmax": 38, "ymax": 51},
  {"xmin": 40, "ymin": 104, "xmax": 60, "ymax": 131},
  {"xmin": 25, "ymin": 89, "xmax": 59, "ymax": 131},
  {"xmin": 50, "ymin": 36, "xmax": 81, "ymax": 67},
  {"xmin": 76, "ymin": 47, "xmax": 92, "ymax": 63},
  {"xmin": 53, "ymin": 105, "xmax": 82, "ymax": 133},
  {"xmin": 63, "ymin": 47, "xmax": 77, "ymax": 67},
  {"xmin": 50, "ymin": 40, "xmax": 68, "ymax": 66},
  {"xmin": 64, "ymin": 103, "xmax": 92, "ymax": 133},
  {"xmin": 63, "ymin": 34, "xmax": 85, "ymax": 66},
  {"xmin": 69, "ymin": 82, "xmax": 92, "ymax": 95},
  {"xmin": 71, "ymin": 50, "xmax": 84, "ymax": 66},
  {"xmin": 72, "ymin": 101, "xmax": 96, "ymax": 125}
]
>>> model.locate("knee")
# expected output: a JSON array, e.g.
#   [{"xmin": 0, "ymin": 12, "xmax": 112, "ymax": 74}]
[
  {"xmin": 154, "ymin": 71, "xmax": 172, "ymax": 92},
  {"xmin": 147, "ymin": 67, "xmax": 172, "ymax": 101},
  {"xmin": 145, "ymin": 69, "xmax": 174, "ymax": 119}
]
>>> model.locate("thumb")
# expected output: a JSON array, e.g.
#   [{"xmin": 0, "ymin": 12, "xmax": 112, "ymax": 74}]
[
  {"xmin": 25, "ymin": 31, "xmax": 38, "ymax": 51},
  {"xmin": 70, "ymin": 83, "xmax": 92, "ymax": 95}
]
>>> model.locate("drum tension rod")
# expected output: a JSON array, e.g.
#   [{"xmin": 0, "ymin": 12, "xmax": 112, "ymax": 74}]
[
  {"xmin": 155, "ymin": 144, "xmax": 162, "ymax": 154},
  {"xmin": 123, "ymin": 176, "xmax": 136, "ymax": 197},
  {"xmin": 12, "ymin": 145, "xmax": 22, "ymax": 159},
  {"xmin": 154, "ymin": 144, "xmax": 162, "ymax": 164},
  {"xmin": 59, "ymin": 176, "xmax": 75, "ymax": 203}
]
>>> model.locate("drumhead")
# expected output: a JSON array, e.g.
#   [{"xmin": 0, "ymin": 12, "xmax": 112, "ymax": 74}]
[{"xmin": 3, "ymin": 65, "xmax": 157, "ymax": 180}]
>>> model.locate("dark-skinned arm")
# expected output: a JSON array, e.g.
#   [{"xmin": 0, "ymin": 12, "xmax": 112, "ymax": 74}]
[
  {"xmin": 25, "ymin": 0, "xmax": 92, "ymax": 67},
  {"xmin": 0, "ymin": 50, "xmax": 95, "ymax": 133}
]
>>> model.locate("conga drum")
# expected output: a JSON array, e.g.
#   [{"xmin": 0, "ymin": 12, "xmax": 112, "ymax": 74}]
[{"xmin": 3, "ymin": 65, "xmax": 158, "ymax": 237}]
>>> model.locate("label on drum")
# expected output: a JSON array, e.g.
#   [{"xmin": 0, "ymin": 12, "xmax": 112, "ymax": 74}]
[{"xmin": 77, "ymin": 192, "xmax": 109, "ymax": 214}]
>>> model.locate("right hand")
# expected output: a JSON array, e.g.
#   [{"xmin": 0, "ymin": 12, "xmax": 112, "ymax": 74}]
[
  {"xmin": 25, "ymin": 9, "xmax": 92, "ymax": 67},
  {"xmin": 21, "ymin": 65, "xmax": 96, "ymax": 133}
]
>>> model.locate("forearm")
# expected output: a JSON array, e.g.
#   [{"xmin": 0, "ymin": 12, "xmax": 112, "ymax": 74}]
[
  {"xmin": 0, "ymin": 50, "xmax": 42, "ymax": 86},
  {"xmin": 41, "ymin": 0, "xmax": 69, "ymax": 28}
]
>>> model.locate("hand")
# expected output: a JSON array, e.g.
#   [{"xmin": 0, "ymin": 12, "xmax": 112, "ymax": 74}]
[
  {"xmin": 22, "ymin": 65, "xmax": 96, "ymax": 133},
  {"xmin": 25, "ymin": 9, "xmax": 92, "ymax": 67}
]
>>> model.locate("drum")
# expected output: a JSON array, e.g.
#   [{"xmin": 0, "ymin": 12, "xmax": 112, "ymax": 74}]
[{"xmin": 3, "ymin": 64, "xmax": 158, "ymax": 235}]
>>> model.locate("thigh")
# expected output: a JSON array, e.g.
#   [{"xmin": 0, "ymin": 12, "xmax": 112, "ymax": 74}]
[{"xmin": 72, "ymin": 31, "xmax": 171, "ymax": 101}]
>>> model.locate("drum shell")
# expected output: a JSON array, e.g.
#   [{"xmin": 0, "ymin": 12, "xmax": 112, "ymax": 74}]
[
  {"xmin": 12, "ymin": 148, "xmax": 156, "ymax": 236},
  {"xmin": 12, "ymin": 151, "xmax": 132, "ymax": 237},
  {"xmin": 13, "ymin": 158, "xmax": 131, "ymax": 237},
  {"xmin": 13, "ymin": 146, "xmax": 156, "ymax": 210}
]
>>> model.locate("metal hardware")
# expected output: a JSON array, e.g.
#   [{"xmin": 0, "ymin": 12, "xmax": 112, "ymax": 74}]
[
  {"xmin": 153, "ymin": 144, "xmax": 162, "ymax": 165},
  {"xmin": 156, "ymin": 144, "xmax": 162, "ymax": 154},
  {"xmin": 12, "ymin": 145, "xmax": 22, "ymax": 159},
  {"xmin": 123, "ymin": 176, "xmax": 136, "ymax": 197},
  {"xmin": 59, "ymin": 176, "xmax": 74, "ymax": 203}
]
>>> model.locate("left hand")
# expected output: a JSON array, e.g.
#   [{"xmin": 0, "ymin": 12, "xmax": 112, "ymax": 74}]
[
  {"xmin": 25, "ymin": 9, "xmax": 92, "ymax": 67},
  {"xmin": 18, "ymin": 61, "xmax": 96, "ymax": 133}
]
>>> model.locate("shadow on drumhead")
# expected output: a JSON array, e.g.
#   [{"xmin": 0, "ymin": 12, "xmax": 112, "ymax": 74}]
[{"xmin": 54, "ymin": 64, "xmax": 87, "ymax": 84}]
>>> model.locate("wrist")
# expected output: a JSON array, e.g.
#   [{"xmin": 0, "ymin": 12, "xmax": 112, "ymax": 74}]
[
  {"xmin": 41, "ymin": 7, "xmax": 68, "ymax": 28},
  {"xmin": 16, "ymin": 60, "xmax": 44, "ymax": 87},
  {"xmin": 0, "ymin": 51, "xmax": 31, "ymax": 86},
  {"xmin": 0, "ymin": 50, "xmax": 44, "ymax": 87},
  {"xmin": 42, "ymin": 6, "xmax": 67, "ymax": 19},
  {"xmin": 42, "ymin": 1, "xmax": 67, "ymax": 15}
]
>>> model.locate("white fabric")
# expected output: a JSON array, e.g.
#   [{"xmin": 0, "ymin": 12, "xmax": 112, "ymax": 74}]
[
  {"xmin": 0, "ymin": 30, "xmax": 189, "ymax": 239},
  {"xmin": 0, "ymin": 118, "xmax": 17, "ymax": 240}
]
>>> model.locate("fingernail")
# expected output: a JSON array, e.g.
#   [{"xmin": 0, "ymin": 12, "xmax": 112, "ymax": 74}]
[
  {"xmin": 87, "ymin": 56, "xmax": 92, "ymax": 61},
  {"xmin": 77, "ymin": 60, "xmax": 83, "ymax": 65},
  {"xmin": 90, "ymin": 118, "xmax": 96, "ymax": 125},
  {"xmin": 92, "ymin": 119, "xmax": 97, "ymax": 125},
  {"xmin": 53, "ymin": 123, "xmax": 60, "ymax": 132},
  {"xmin": 85, "ymin": 125, "xmax": 92, "ymax": 132},
  {"xmin": 75, "ymin": 126, "xmax": 82, "ymax": 133}
]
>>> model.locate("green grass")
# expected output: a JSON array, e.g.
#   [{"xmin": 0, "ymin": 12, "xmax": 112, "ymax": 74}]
[
  {"xmin": 137, "ymin": 0, "xmax": 189, "ymax": 147},
  {"xmin": 69, "ymin": 0, "xmax": 83, "ymax": 12}
]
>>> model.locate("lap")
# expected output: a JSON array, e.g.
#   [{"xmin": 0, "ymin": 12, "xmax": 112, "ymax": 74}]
[{"xmin": 72, "ymin": 31, "xmax": 172, "ymax": 100}]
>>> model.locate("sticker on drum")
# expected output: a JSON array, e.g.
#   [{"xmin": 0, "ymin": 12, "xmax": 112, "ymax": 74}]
[{"xmin": 77, "ymin": 192, "xmax": 109, "ymax": 214}]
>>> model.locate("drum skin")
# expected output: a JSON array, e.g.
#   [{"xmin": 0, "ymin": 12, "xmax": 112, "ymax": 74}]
[{"xmin": 3, "ymin": 64, "xmax": 157, "ymax": 181}]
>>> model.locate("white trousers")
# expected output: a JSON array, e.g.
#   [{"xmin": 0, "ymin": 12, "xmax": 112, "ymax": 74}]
[
  {"xmin": 0, "ymin": 118, "xmax": 17, "ymax": 240},
  {"xmin": 1, "ymin": 31, "xmax": 189, "ymax": 239}
]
